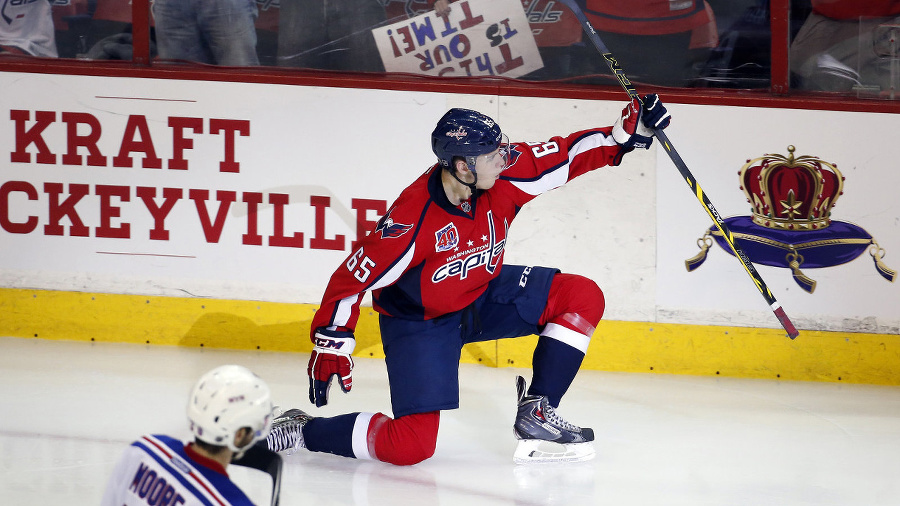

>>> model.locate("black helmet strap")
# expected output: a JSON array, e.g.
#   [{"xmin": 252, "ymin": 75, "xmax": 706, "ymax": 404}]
[{"xmin": 447, "ymin": 156, "xmax": 478, "ymax": 194}]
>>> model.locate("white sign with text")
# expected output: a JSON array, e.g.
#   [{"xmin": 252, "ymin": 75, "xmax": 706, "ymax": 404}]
[{"xmin": 372, "ymin": 0, "xmax": 543, "ymax": 78}]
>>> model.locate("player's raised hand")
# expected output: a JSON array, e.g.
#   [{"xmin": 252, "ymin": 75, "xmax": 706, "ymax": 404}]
[
  {"xmin": 612, "ymin": 97, "xmax": 649, "ymax": 150},
  {"xmin": 434, "ymin": 0, "xmax": 451, "ymax": 16},
  {"xmin": 308, "ymin": 328, "xmax": 355, "ymax": 407},
  {"xmin": 611, "ymin": 94, "xmax": 670, "ymax": 164},
  {"xmin": 640, "ymin": 94, "xmax": 671, "ymax": 131}
]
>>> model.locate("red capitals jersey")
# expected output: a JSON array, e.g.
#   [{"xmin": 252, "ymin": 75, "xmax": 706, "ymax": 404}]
[
  {"xmin": 382, "ymin": 0, "xmax": 582, "ymax": 47},
  {"xmin": 522, "ymin": 0, "xmax": 583, "ymax": 47},
  {"xmin": 812, "ymin": 0, "xmax": 900, "ymax": 19},
  {"xmin": 584, "ymin": 0, "xmax": 713, "ymax": 36},
  {"xmin": 310, "ymin": 127, "xmax": 623, "ymax": 339}
]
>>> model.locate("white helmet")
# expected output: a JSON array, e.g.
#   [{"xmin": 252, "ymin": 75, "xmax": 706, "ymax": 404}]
[{"xmin": 187, "ymin": 365, "xmax": 274, "ymax": 455}]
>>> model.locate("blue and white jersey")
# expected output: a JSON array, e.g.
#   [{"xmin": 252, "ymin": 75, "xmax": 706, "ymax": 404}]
[{"xmin": 102, "ymin": 434, "xmax": 256, "ymax": 506}]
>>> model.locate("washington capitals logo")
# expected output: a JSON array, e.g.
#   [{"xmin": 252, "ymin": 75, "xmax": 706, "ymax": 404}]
[
  {"xmin": 431, "ymin": 211, "xmax": 507, "ymax": 282},
  {"xmin": 375, "ymin": 208, "xmax": 412, "ymax": 239},
  {"xmin": 446, "ymin": 126, "xmax": 467, "ymax": 140}
]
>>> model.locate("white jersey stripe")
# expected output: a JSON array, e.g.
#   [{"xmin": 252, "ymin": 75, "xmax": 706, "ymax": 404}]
[
  {"xmin": 569, "ymin": 131, "xmax": 618, "ymax": 159},
  {"xmin": 368, "ymin": 244, "xmax": 416, "ymax": 291},
  {"xmin": 332, "ymin": 293, "xmax": 360, "ymax": 329},
  {"xmin": 138, "ymin": 436, "xmax": 230, "ymax": 506},
  {"xmin": 510, "ymin": 162, "xmax": 568, "ymax": 196},
  {"xmin": 331, "ymin": 245, "xmax": 415, "ymax": 328},
  {"xmin": 511, "ymin": 132, "xmax": 616, "ymax": 196}
]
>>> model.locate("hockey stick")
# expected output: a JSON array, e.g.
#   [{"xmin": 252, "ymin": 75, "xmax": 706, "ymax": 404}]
[
  {"xmin": 233, "ymin": 441, "xmax": 283, "ymax": 506},
  {"xmin": 557, "ymin": 0, "xmax": 799, "ymax": 339}
]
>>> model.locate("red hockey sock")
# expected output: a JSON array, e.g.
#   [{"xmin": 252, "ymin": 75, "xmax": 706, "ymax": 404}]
[
  {"xmin": 367, "ymin": 411, "xmax": 440, "ymax": 466},
  {"xmin": 540, "ymin": 273, "xmax": 605, "ymax": 334},
  {"xmin": 532, "ymin": 273, "xmax": 605, "ymax": 406}
]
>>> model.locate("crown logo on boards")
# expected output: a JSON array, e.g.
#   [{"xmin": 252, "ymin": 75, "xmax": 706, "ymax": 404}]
[
  {"xmin": 685, "ymin": 146, "xmax": 895, "ymax": 293},
  {"xmin": 739, "ymin": 145, "xmax": 844, "ymax": 231}
]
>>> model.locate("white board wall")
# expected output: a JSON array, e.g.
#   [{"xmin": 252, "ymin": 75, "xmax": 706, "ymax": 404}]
[{"xmin": 1, "ymin": 72, "xmax": 897, "ymax": 333}]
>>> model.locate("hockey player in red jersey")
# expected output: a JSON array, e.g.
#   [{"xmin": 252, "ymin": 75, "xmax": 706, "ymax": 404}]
[{"xmin": 267, "ymin": 96, "xmax": 671, "ymax": 464}]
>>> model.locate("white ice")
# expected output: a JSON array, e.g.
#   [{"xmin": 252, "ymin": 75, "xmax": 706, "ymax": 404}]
[{"xmin": 1, "ymin": 336, "xmax": 899, "ymax": 505}]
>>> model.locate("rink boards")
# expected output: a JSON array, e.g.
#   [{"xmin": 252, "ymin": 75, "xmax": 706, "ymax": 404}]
[
  {"xmin": 0, "ymin": 72, "xmax": 897, "ymax": 385},
  {"xmin": 1, "ymin": 287, "xmax": 896, "ymax": 385}
]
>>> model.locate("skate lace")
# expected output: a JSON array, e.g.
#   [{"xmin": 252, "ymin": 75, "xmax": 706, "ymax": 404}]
[
  {"xmin": 540, "ymin": 399, "xmax": 580, "ymax": 433},
  {"xmin": 266, "ymin": 419, "xmax": 304, "ymax": 453}
]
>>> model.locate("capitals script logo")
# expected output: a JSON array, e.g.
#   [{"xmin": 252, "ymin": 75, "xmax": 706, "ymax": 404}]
[
  {"xmin": 375, "ymin": 208, "xmax": 412, "ymax": 239},
  {"xmin": 446, "ymin": 126, "xmax": 467, "ymax": 140},
  {"xmin": 432, "ymin": 211, "xmax": 507, "ymax": 283}
]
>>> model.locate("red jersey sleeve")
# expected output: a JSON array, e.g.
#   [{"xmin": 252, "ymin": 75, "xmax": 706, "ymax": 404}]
[
  {"xmin": 500, "ymin": 127, "xmax": 623, "ymax": 207},
  {"xmin": 309, "ymin": 174, "xmax": 430, "ymax": 341}
]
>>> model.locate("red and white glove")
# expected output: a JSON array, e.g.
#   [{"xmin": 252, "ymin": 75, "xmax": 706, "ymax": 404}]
[
  {"xmin": 611, "ymin": 94, "xmax": 671, "ymax": 161},
  {"xmin": 308, "ymin": 328, "xmax": 355, "ymax": 407}
]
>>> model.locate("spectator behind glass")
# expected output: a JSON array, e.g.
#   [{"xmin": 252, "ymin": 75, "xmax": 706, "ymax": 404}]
[
  {"xmin": 582, "ymin": 0, "xmax": 719, "ymax": 87},
  {"xmin": 791, "ymin": 0, "xmax": 900, "ymax": 94},
  {"xmin": 278, "ymin": 0, "xmax": 386, "ymax": 71},
  {"xmin": 382, "ymin": 0, "xmax": 451, "ymax": 20},
  {"xmin": 152, "ymin": 0, "xmax": 260, "ymax": 66},
  {"xmin": 516, "ymin": 0, "xmax": 593, "ymax": 81},
  {"xmin": 71, "ymin": 0, "xmax": 160, "ymax": 61},
  {"xmin": 0, "ymin": 0, "xmax": 58, "ymax": 57}
]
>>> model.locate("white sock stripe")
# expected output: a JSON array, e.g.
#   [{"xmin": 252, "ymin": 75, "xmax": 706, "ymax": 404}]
[
  {"xmin": 352, "ymin": 412, "xmax": 375, "ymax": 460},
  {"xmin": 542, "ymin": 323, "xmax": 591, "ymax": 353}
]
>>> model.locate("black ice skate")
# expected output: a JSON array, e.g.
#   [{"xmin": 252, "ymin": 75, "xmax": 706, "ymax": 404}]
[
  {"xmin": 513, "ymin": 376, "xmax": 595, "ymax": 463},
  {"xmin": 266, "ymin": 408, "xmax": 314, "ymax": 455}
]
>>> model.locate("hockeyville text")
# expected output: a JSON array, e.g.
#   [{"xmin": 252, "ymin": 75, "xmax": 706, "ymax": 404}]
[
  {"xmin": 4, "ymin": 110, "xmax": 388, "ymax": 249},
  {"xmin": 0, "ymin": 182, "xmax": 386, "ymax": 250}
]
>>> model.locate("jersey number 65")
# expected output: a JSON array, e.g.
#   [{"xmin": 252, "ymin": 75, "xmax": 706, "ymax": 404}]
[{"xmin": 347, "ymin": 247, "xmax": 376, "ymax": 282}]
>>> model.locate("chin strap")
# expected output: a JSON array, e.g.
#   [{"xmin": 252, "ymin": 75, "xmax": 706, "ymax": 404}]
[{"xmin": 448, "ymin": 165, "xmax": 478, "ymax": 195}]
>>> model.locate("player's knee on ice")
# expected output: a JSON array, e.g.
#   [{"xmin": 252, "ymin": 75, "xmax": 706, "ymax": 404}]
[{"xmin": 370, "ymin": 412, "xmax": 439, "ymax": 466}]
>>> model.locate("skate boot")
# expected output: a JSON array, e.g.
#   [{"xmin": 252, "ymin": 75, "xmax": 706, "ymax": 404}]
[
  {"xmin": 266, "ymin": 408, "xmax": 314, "ymax": 455},
  {"xmin": 512, "ymin": 376, "xmax": 595, "ymax": 464}
]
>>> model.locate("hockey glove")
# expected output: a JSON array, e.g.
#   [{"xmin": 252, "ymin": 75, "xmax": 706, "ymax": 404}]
[
  {"xmin": 612, "ymin": 97, "xmax": 650, "ymax": 150},
  {"xmin": 641, "ymin": 93, "xmax": 671, "ymax": 131},
  {"xmin": 611, "ymin": 94, "xmax": 671, "ymax": 164},
  {"xmin": 308, "ymin": 328, "xmax": 355, "ymax": 407}
]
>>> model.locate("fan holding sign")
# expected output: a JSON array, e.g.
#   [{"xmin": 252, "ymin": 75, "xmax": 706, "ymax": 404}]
[{"xmin": 372, "ymin": 0, "xmax": 544, "ymax": 78}]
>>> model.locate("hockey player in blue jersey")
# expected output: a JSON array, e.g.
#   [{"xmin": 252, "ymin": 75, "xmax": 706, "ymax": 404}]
[
  {"xmin": 267, "ymin": 96, "xmax": 671, "ymax": 465},
  {"xmin": 102, "ymin": 365, "xmax": 276, "ymax": 505}
]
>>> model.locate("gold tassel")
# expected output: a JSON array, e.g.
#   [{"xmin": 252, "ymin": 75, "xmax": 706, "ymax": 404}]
[
  {"xmin": 786, "ymin": 250, "xmax": 816, "ymax": 293},
  {"xmin": 870, "ymin": 241, "xmax": 897, "ymax": 282},
  {"xmin": 685, "ymin": 231, "xmax": 712, "ymax": 272}
]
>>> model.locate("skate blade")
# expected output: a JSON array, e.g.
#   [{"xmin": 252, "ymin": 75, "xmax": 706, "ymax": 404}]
[{"xmin": 513, "ymin": 439, "xmax": 596, "ymax": 464}]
